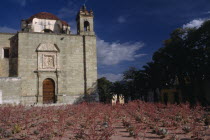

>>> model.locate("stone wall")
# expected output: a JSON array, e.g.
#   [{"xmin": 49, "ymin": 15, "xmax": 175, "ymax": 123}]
[
  {"xmin": 18, "ymin": 32, "xmax": 97, "ymax": 104},
  {"xmin": 0, "ymin": 31, "xmax": 97, "ymax": 104},
  {"xmin": 84, "ymin": 36, "xmax": 98, "ymax": 100},
  {"xmin": 0, "ymin": 33, "xmax": 15, "ymax": 77},
  {"xmin": 9, "ymin": 34, "xmax": 18, "ymax": 77},
  {"xmin": 0, "ymin": 77, "xmax": 21, "ymax": 104}
]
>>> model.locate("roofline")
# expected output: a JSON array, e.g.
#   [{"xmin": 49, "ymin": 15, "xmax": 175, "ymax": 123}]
[
  {"xmin": 0, "ymin": 32, "xmax": 16, "ymax": 35},
  {"xmin": 18, "ymin": 31, "xmax": 96, "ymax": 37},
  {"xmin": 25, "ymin": 12, "xmax": 69, "ymax": 26}
]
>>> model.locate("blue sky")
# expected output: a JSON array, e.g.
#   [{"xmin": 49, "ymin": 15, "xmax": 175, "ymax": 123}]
[{"xmin": 0, "ymin": 0, "xmax": 210, "ymax": 81}]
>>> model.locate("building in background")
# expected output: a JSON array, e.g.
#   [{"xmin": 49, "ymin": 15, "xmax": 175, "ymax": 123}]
[{"xmin": 0, "ymin": 5, "xmax": 98, "ymax": 104}]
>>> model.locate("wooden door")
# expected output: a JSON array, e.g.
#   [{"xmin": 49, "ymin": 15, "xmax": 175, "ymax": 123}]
[{"xmin": 43, "ymin": 79, "xmax": 55, "ymax": 104}]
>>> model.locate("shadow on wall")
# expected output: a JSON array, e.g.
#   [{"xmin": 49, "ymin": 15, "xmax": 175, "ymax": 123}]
[
  {"xmin": 74, "ymin": 82, "xmax": 99, "ymax": 104},
  {"xmin": 42, "ymin": 20, "xmax": 69, "ymax": 34},
  {"xmin": 9, "ymin": 34, "xmax": 18, "ymax": 77}
]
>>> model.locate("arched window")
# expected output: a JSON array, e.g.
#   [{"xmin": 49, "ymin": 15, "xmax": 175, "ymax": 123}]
[
  {"xmin": 43, "ymin": 29, "xmax": 53, "ymax": 33},
  {"xmin": 84, "ymin": 21, "xmax": 90, "ymax": 31}
]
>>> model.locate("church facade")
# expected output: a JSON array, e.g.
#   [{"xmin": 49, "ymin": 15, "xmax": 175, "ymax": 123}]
[{"xmin": 0, "ymin": 6, "xmax": 98, "ymax": 104}]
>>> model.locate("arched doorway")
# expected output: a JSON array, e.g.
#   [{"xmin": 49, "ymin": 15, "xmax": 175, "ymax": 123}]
[{"xmin": 43, "ymin": 78, "xmax": 55, "ymax": 104}]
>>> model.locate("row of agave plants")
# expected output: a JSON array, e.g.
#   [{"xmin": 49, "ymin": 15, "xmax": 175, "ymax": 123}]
[
  {"xmin": 0, "ymin": 101, "xmax": 209, "ymax": 140},
  {"xmin": 120, "ymin": 101, "xmax": 209, "ymax": 139},
  {"xmin": 0, "ymin": 103, "xmax": 116, "ymax": 140}
]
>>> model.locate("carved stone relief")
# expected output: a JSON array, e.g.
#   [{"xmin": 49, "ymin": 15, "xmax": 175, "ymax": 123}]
[
  {"xmin": 43, "ymin": 55, "xmax": 55, "ymax": 69},
  {"xmin": 36, "ymin": 43, "xmax": 59, "ymax": 71}
]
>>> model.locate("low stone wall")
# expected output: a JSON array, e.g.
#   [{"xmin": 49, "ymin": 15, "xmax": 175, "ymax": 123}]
[{"xmin": 0, "ymin": 77, "xmax": 21, "ymax": 104}]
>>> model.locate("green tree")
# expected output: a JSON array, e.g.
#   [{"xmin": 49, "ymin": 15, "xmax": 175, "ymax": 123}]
[
  {"xmin": 108, "ymin": 20, "xmax": 210, "ymax": 105},
  {"xmin": 123, "ymin": 67, "xmax": 150, "ymax": 101},
  {"xmin": 97, "ymin": 77, "xmax": 113, "ymax": 103},
  {"xmin": 151, "ymin": 20, "xmax": 210, "ymax": 105},
  {"xmin": 123, "ymin": 67, "xmax": 141, "ymax": 100},
  {"xmin": 184, "ymin": 20, "xmax": 210, "ymax": 105},
  {"xmin": 141, "ymin": 62, "xmax": 163, "ymax": 102},
  {"xmin": 153, "ymin": 28, "xmax": 192, "ymax": 102}
]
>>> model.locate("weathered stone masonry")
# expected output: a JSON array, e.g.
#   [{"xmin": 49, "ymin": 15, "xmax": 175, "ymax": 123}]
[{"xmin": 0, "ymin": 6, "xmax": 98, "ymax": 104}]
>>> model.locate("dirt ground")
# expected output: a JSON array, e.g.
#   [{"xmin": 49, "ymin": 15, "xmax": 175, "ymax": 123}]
[{"xmin": 111, "ymin": 123, "xmax": 210, "ymax": 140}]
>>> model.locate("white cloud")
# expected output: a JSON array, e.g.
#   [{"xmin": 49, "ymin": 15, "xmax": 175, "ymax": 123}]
[
  {"xmin": 97, "ymin": 38, "xmax": 146, "ymax": 65},
  {"xmin": 0, "ymin": 26, "xmax": 17, "ymax": 33},
  {"xmin": 183, "ymin": 19, "xmax": 206, "ymax": 29},
  {"xmin": 99, "ymin": 73, "xmax": 123, "ymax": 82},
  {"xmin": 117, "ymin": 16, "xmax": 126, "ymax": 23}
]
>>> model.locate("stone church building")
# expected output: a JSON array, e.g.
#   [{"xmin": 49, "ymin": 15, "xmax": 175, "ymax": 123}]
[{"xmin": 0, "ymin": 6, "xmax": 98, "ymax": 104}]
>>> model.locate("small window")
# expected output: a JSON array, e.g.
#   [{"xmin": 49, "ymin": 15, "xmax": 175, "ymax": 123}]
[{"xmin": 3, "ymin": 48, "xmax": 9, "ymax": 58}]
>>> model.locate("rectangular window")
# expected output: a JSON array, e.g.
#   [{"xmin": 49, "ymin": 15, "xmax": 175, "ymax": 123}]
[{"xmin": 3, "ymin": 48, "xmax": 9, "ymax": 58}]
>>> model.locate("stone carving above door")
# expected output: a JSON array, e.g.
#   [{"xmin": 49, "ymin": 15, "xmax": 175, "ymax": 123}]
[
  {"xmin": 36, "ymin": 43, "xmax": 59, "ymax": 71},
  {"xmin": 43, "ymin": 54, "xmax": 55, "ymax": 69}
]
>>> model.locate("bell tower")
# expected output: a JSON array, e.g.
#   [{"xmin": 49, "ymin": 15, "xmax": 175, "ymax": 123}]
[{"xmin": 76, "ymin": 5, "xmax": 95, "ymax": 35}]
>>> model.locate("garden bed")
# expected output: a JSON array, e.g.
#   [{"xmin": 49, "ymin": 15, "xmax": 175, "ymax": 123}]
[{"xmin": 0, "ymin": 101, "xmax": 209, "ymax": 140}]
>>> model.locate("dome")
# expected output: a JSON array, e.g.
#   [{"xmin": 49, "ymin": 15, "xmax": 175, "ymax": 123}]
[
  {"xmin": 61, "ymin": 20, "xmax": 68, "ymax": 26},
  {"xmin": 26, "ymin": 12, "xmax": 69, "ymax": 26}
]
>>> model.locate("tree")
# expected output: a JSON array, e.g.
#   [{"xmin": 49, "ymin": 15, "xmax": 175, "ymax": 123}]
[
  {"xmin": 141, "ymin": 62, "xmax": 162, "ymax": 102},
  {"xmin": 151, "ymin": 20, "xmax": 210, "ymax": 105},
  {"xmin": 97, "ymin": 77, "xmax": 113, "ymax": 103},
  {"xmin": 123, "ymin": 67, "xmax": 151, "ymax": 101},
  {"xmin": 153, "ymin": 28, "xmax": 192, "ymax": 102},
  {"xmin": 123, "ymin": 67, "xmax": 142, "ymax": 100},
  {"xmin": 106, "ymin": 20, "xmax": 210, "ymax": 105},
  {"xmin": 184, "ymin": 20, "xmax": 210, "ymax": 105}
]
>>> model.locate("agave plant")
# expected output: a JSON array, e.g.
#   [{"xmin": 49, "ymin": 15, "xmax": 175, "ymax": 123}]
[
  {"xmin": 182, "ymin": 126, "xmax": 192, "ymax": 133},
  {"xmin": 156, "ymin": 128, "xmax": 168, "ymax": 138},
  {"xmin": 169, "ymin": 134, "xmax": 179, "ymax": 140},
  {"xmin": 204, "ymin": 115, "xmax": 210, "ymax": 126}
]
